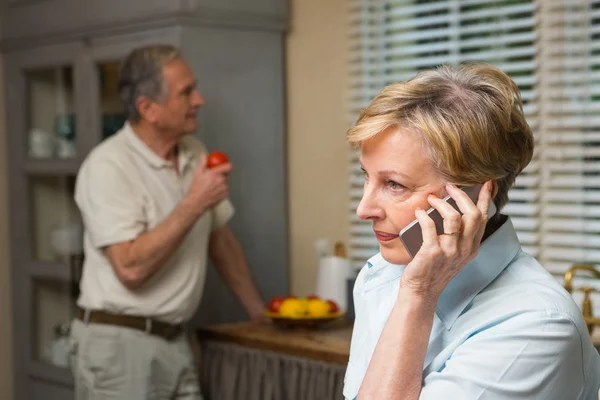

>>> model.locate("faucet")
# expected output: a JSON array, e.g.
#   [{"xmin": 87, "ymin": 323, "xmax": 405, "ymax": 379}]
[
  {"xmin": 564, "ymin": 264, "xmax": 600, "ymax": 294},
  {"xmin": 563, "ymin": 264, "xmax": 600, "ymax": 335}
]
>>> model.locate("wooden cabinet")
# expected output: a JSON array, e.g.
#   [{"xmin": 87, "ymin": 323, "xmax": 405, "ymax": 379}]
[{"xmin": 1, "ymin": 2, "xmax": 289, "ymax": 399}]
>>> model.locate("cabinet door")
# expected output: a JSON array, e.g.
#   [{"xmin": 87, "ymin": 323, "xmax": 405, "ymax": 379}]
[
  {"xmin": 5, "ymin": 42, "xmax": 87, "ymax": 399},
  {"xmin": 7, "ymin": 42, "xmax": 88, "ymax": 168}
]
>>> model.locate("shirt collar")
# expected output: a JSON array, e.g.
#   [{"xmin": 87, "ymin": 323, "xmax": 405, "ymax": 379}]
[
  {"xmin": 366, "ymin": 252, "xmax": 386, "ymax": 269},
  {"xmin": 366, "ymin": 217, "xmax": 521, "ymax": 330},
  {"xmin": 122, "ymin": 122, "xmax": 196, "ymax": 170},
  {"xmin": 177, "ymin": 137, "xmax": 197, "ymax": 173},
  {"xmin": 436, "ymin": 217, "xmax": 521, "ymax": 330}
]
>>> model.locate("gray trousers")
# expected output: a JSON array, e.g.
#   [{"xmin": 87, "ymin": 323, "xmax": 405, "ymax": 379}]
[{"xmin": 69, "ymin": 319, "xmax": 203, "ymax": 400}]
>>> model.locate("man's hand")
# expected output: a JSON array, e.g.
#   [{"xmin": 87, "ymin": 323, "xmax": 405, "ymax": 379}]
[
  {"xmin": 248, "ymin": 304, "xmax": 271, "ymax": 324},
  {"xmin": 102, "ymin": 155, "xmax": 233, "ymax": 291},
  {"xmin": 184, "ymin": 154, "xmax": 233, "ymax": 216}
]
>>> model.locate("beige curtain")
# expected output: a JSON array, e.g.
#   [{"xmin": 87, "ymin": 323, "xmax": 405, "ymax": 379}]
[{"xmin": 199, "ymin": 340, "xmax": 346, "ymax": 400}]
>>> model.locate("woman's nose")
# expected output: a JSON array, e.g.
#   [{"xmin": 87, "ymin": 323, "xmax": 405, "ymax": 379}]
[{"xmin": 356, "ymin": 189, "xmax": 385, "ymax": 221}]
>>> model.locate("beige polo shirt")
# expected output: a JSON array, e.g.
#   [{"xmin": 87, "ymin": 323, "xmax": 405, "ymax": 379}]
[{"xmin": 74, "ymin": 122, "xmax": 234, "ymax": 324}]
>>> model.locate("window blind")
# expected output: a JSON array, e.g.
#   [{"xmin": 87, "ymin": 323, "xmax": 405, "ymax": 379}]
[
  {"xmin": 536, "ymin": 0, "xmax": 600, "ymax": 276},
  {"xmin": 348, "ymin": 0, "xmax": 539, "ymax": 271},
  {"xmin": 349, "ymin": 0, "xmax": 600, "ymax": 314}
]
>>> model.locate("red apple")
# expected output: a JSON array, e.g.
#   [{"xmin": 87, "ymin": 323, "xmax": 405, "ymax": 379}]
[
  {"xmin": 326, "ymin": 299, "xmax": 339, "ymax": 313},
  {"xmin": 268, "ymin": 296, "xmax": 285, "ymax": 313},
  {"xmin": 206, "ymin": 151, "xmax": 229, "ymax": 168},
  {"xmin": 307, "ymin": 294, "xmax": 320, "ymax": 300}
]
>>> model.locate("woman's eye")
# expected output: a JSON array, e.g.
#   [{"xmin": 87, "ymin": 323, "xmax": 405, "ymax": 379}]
[
  {"xmin": 388, "ymin": 180, "xmax": 404, "ymax": 190},
  {"xmin": 361, "ymin": 168, "xmax": 369, "ymax": 181}
]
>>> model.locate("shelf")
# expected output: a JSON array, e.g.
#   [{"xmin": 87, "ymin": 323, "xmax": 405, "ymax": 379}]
[
  {"xmin": 29, "ymin": 260, "xmax": 71, "ymax": 283},
  {"xmin": 24, "ymin": 159, "xmax": 80, "ymax": 176},
  {"xmin": 29, "ymin": 361, "xmax": 73, "ymax": 387}
]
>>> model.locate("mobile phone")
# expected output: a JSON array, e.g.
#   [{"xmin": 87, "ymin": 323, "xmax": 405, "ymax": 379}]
[{"xmin": 399, "ymin": 185, "xmax": 497, "ymax": 259}]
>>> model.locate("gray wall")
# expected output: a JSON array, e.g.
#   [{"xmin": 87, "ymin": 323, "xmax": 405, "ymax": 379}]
[{"xmin": 183, "ymin": 26, "xmax": 288, "ymax": 326}]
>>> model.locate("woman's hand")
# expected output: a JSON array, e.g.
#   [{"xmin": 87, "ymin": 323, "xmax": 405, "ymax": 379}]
[{"xmin": 400, "ymin": 182, "xmax": 493, "ymax": 302}]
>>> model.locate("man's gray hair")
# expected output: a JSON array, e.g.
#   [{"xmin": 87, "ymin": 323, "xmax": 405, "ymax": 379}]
[{"xmin": 119, "ymin": 45, "xmax": 181, "ymax": 122}]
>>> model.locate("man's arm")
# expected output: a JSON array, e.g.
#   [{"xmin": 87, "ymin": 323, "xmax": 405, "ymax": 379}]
[
  {"xmin": 104, "ymin": 198, "xmax": 205, "ymax": 290},
  {"xmin": 208, "ymin": 225, "xmax": 265, "ymax": 321},
  {"xmin": 103, "ymin": 158, "xmax": 232, "ymax": 290}
]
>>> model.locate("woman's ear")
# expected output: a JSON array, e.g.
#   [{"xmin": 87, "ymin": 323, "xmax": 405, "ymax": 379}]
[{"xmin": 491, "ymin": 181, "xmax": 499, "ymax": 199}]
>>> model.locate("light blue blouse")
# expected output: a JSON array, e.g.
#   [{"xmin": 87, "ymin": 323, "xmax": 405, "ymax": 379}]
[{"xmin": 344, "ymin": 217, "xmax": 600, "ymax": 399}]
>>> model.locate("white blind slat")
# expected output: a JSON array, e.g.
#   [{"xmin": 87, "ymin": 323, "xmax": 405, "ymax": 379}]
[{"xmin": 348, "ymin": 0, "xmax": 600, "ymax": 281}]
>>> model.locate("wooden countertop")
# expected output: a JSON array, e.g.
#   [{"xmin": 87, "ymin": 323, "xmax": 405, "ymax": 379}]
[{"xmin": 197, "ymin": 320, "xmax": 353, "ymax": 365}]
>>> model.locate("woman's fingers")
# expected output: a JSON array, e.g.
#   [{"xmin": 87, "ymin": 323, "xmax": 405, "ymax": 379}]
[
  {"xmin": 415, "ymin": 208, "xmax": 439, "ymax": 248},
  {"xmin": 427, "ymin": 195, "xmax": 462, "ymax": 235},
  {"xmin": 446, "ymin": 184, "xmax": 487, "ymax": 240},
  {"xmin": 447, "ymin": 184, "xmax": 479, "ymax": 215},
  {"xmin": 474, "ymin": 182, "xmax": 493, "ymax": 241},
  {"xmin": 405, "ymin": 183, "xmax": 493, "ymax": 299},
  {"xmin": 476, "ymin": 181, "xmax": 493, "ymax": 219}
]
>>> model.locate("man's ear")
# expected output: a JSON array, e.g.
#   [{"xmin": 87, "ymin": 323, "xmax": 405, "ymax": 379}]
[{"xmin": 136, "ymin": 96, "xmax": 158, "ymax": 123}]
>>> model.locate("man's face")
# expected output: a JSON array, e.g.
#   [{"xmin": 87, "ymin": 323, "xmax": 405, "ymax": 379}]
[{"xmin": 152, "ymin": 59, "xmax": 205, "ymax": 136}]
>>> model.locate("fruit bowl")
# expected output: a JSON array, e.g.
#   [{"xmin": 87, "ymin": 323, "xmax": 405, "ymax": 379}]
[
  {"xmin": 265, "ymin": 296, "xmax": 344, "ymax": 328},
  {"xmin": 263, "ymin": 310, "xmax": 345, "ymax": 328}
]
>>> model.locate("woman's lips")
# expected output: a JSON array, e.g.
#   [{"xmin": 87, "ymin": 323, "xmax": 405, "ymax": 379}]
[{"xmin": 374, "ymin": 231, "xmax": 398, "ymax": 242}]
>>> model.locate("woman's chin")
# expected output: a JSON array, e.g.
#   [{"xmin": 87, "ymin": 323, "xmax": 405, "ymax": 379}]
[{"xmin": 380, "ymin": 245, "xmax": 411, "ymax": 266}]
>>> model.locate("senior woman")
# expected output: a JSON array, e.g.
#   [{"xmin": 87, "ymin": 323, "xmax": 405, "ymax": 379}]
[{"xmin": 343, "ymin": 63, "xmax": 600, "ymax": 400}]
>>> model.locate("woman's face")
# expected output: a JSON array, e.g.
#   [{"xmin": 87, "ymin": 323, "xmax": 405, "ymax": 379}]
[{"xmin": 357, "ymin": 126, "xmax": 446, "ymax": 265}]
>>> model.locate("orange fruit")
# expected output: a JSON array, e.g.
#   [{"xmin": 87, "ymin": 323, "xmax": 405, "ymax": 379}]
[
  {"xmin": 279, "ymin": 298, "xmax": 308, "ymax": 318},
  {"xmin": 307, "ymin": 299, "xmax": 330, "ymax": 317}
]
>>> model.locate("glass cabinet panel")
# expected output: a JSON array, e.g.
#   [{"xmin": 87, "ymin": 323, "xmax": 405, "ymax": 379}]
[
  {"xmin": 98, "ymin": 62, "xmax": 126, "ymax": 140},
  {"xmin": 33, "ymin": 279, "xmax": 76, "ymax": 367},
  {"xmin": 27, "ymin": 67, "xmax": 77, "ymax": 159},
  {"xmin": 30, "ymin": 176, "xmax": 82, "ymax": 262}
]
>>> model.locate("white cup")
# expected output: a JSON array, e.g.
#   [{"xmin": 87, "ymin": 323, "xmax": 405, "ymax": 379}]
[{"xmin": 29, "ymin": 129, "xmax": 54, "ymax": 158}]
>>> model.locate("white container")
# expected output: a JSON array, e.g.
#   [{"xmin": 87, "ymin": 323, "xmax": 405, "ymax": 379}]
[
  {"xmin": 50, "ymin": 222, "xmax": 83, "ymax": 256},
  {"xmin": 29, "ymin": 128, "xmax": 54, "ymax": 158},
  {"xmin": 315, "ymin": 255, "xmax": 352, "ymax": 312},
  {"xmin": 56, "ymin": 138, "xmax": 76, "ymax": 159}
]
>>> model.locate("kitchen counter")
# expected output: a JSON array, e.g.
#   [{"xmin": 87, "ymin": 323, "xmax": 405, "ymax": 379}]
[
  {"xmin": 197, "ymin": 320, "xmax": 352, "ymax": 365},
  {"xmin": 196, "ymin": 320, "xmax": 351, "ymax": 400},
  {"xmin": 196, "ymin": 319, "xmax": 600, "ymax": 400}
]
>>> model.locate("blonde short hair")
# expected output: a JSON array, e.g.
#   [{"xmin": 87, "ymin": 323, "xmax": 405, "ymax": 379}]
[{"xmin": 347, "ymin": 63, "xmax": 534, "ymax": 213}]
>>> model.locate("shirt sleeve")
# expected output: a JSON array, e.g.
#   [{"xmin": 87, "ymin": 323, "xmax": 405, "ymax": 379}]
[
  {"xmin": 420, "ymin": 310, "xmax": 586, "ymax": 400},
  {"xmin": 75, "ymin": 157, "xmax": 146, "ymax": 248},
  {"xmin": 211, "ymin": 198, "xmax": 235, "ymax": 231}
]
